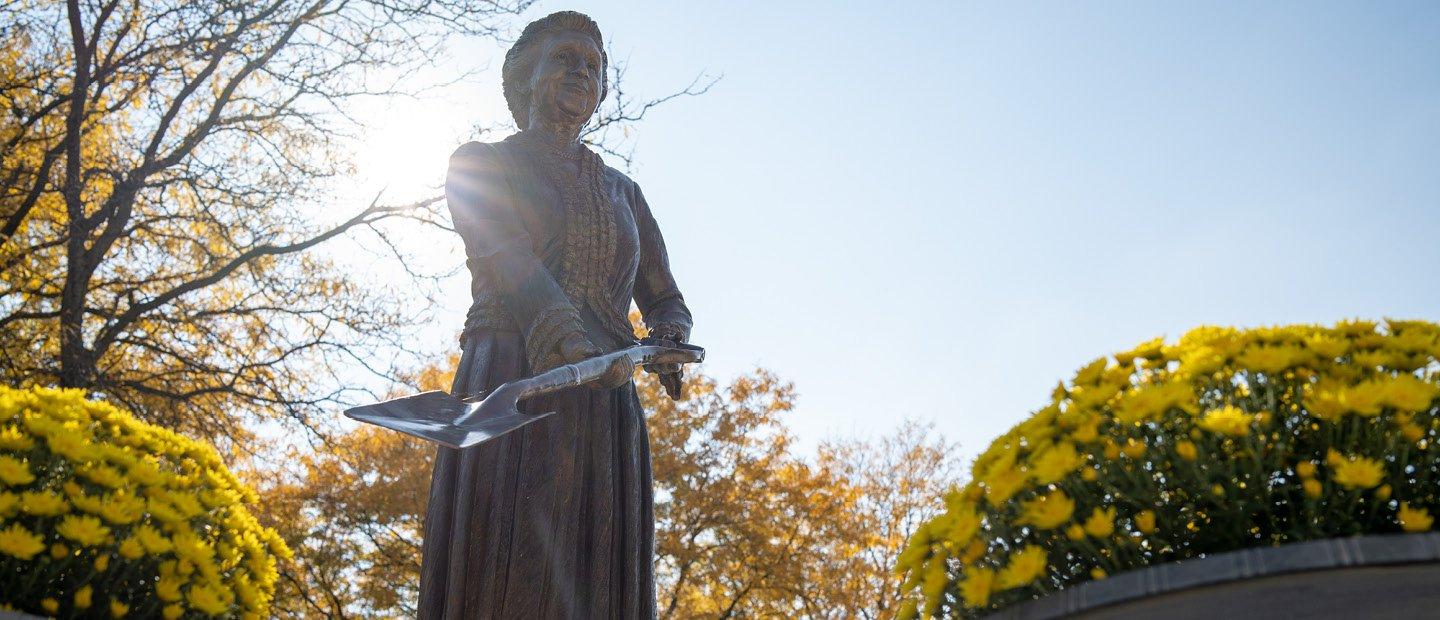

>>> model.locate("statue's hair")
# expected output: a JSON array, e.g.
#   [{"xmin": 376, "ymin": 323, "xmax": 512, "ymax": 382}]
[{"xmin": 502, "ymin": 11, "xmax": 608, "ymax": 128}]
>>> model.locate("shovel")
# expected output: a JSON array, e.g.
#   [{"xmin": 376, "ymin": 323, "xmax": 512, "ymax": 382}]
[{"xmin": 343, "ymin": 341, "xmax": 705, "ymax": 449}]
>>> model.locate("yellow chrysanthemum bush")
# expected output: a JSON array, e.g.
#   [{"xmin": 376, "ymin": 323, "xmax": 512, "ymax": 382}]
[
  {"xmin": 0, "ymin": 386, "xmax": 290, "ymax": 618},
  {"xmin": 895, "ymin": 319, "xmax": 1440, "ymax": 618}
]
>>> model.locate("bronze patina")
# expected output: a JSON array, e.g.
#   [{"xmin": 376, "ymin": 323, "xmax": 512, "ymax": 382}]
[{"xmin": 417, "ymin": 10, "xmax": 693, "ymax": 619}]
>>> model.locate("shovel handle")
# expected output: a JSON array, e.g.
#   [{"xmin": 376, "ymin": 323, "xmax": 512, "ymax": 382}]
[
  {"xmin": 449, "ymin": 342, "xmax": 705, "ymax": 428},
  {"xmin": 517, "ymin": 343, "xmax": 705, "ymax": 401}
]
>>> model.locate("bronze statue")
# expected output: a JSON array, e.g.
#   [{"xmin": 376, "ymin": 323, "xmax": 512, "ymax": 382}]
[{"xmin": 418, "ymin": 11, "xmax": 693, "ymax": 618}]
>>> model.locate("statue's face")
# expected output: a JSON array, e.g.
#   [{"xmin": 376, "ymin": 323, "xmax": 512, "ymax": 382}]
[{"xmin": 527, "ymin": 31, "xmax": 603, "ymax": 127}]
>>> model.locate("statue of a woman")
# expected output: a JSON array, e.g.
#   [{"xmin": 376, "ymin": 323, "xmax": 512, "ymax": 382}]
[{"xmin": 418, "ymin": 11, "xmax": 692, "ymax": 619}]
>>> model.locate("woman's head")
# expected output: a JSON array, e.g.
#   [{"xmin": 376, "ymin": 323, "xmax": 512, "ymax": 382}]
[{"xmin": 502, "ymin": 11, "xmax": 608, "ymax": 130}]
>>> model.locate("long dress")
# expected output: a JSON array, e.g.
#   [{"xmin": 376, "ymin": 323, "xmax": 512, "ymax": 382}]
[{"xmin": 418, "ymin": 131, "xmax": 692, "ymax": 619}]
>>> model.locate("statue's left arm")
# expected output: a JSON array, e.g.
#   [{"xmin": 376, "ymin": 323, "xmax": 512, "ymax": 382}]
[{"xmin": 630, "ymin": 183, "xmax": 692, "ymax": 344}]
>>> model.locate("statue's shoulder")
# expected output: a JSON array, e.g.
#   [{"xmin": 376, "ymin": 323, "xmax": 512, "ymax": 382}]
[
  {"xmin": 450, "ymin": 140, "xmax": 507, "ymax": 162},
  {"xmin": 447, "ymin": 141, "xmax": 517, "ymax": 183},
  {"xmin": 596, "ymin": 158, "xmax": 641, "ymax": 194}
]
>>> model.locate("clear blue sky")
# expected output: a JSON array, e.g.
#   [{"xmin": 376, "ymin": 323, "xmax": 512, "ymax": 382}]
[{"xmin": 346, "ymin": 1, "xmax": 1440, "ymax": 462}]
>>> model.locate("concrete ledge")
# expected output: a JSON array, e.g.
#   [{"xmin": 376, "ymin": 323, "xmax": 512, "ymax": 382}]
[{"xmin": 987, "ymin": 533, "xmax": 1440, "ymax": 620}]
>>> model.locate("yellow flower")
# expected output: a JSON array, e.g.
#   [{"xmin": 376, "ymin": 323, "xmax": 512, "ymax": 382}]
[
  {"xmin": 982, "ymin": 466, "xmax": 1025, "ymax": 506},
  {"xmin": 1198, "ymin": 405, "xmax": 1254, "ymax": 437},
  {"xmin": 46, "ymin": 431, "xmax": 96, "ymax": 461},
  {"xmin": 0, "ymin": 523, "xmax": 46, "ymax": 560},
  {"xmin": 95, "ymin": 553, "xmax": 111, "ymax": 571},
  {"xmin": 173, "ymin": 530, "xmax": 217, "ymax": 567},
  {"xmin": 1065, "ymin": 524, "xmax": 1086, "ymax": 541},
  {"xmin": 996, "ymin": 545, "xmax": 1048, "ymax": 590},
  {"xmin": 0, "ymin": 492, "xmax": 17, "ymax": 517},
  {"xmin": 1018, "ymin": 490, "xmax": 1075, "ymax": 530},
  {"xmin": 1083, "ymin": 506, "xmax": 1116, "ymax": 538},
  {"xmin": 1090, "ymin": 567, "xmax": 1107, "ymax": 580},
  {"xmin": 57, "ymin": 514, "xmax": 111, "ymax": 547},
  {"xmin": 959, "ymin": 566, "xmax": 996, "ymax": 608},
  {"xmin": 1352, "ymin": 350, "xmax": 1390, "ymax": 369},
  {"xmin": 110, "ymin": 600, "xmax": 129, "ymax": 618},
  {"xmin": 1121, "ymin": 439, "xmax": 1146, "ymax": 459},
  {"xmin": 79, "ymin": 463, "xmax": 126, "ymax": 489},
  {"xmin": 1399, "ymin": 502, "xmax": 1434, "ymax": 533},
  {"xmin": 1338, "ymin": 318, "xmax": 1379, "ymax": 337},
  {"xmin": 118, "ymin": 538, "xmax": 145, "ymax": 559},
  {"xmin": 1307, "ymin": 334, "xmax": 1349, "ymax": 359},
  {"xmin": 1071, "ymin": 419, "xmax": 1100, "ymax": 443},
  {"xmin": 21, "ymin": 490, "xmax": 69, "ymax": 516},
  {"xmin": 134, "ymin": 524, "xmax": 174, "ymax": 554},
  {"xmin": 41, "ymin": 599, "xmax": 59, "ymax": 615},
  {"xmin": 1332, "ymin": 454, "xmax": 1385, "ymax": 489},
  {"xmin": 944, "ymin": 505, "xmax": 981, "ymax": 546},
  {"xmin": 0, "ymin": 455, "xmax": 34, "ymax": 486},
  {"xmin": 1080, "ymin": 467, "xmax": 1098, "ymax": 481},
  {"xmin": 1178, "ymin": 345, "xmax": 1227, "ymax": 377},
  {"xmin": 1237, "ymin": 344, "xmax": 1307, "ymax": 374},
  {"xmin": 127, "ymin": 459, "xmax": 164, "ymax": 486},
  {"xmin": 1377, "ymin": 484, "xmax": 1392, "ymax": 502},
  {"xmin": 0, "ymin": 426, "xmax": 33, "ymax": 451},
  {"xmin": 162, "ymin": 604, "xmax": 184, "ymax": 620},
  {"xmin": 1303, "ymin": 478, "xmax": 1323, "ymax": 498},
  {"xmin": 920, "ymin": 557, "xmax": 947, "ymax": 615},
  {"xmin": 156, "ymin": 573, "xmax": 184, "ymax": 602},
  {"xmin": 75, "ymin": 585, "xmax": 94, "ymax": 609},
  {"xmin": 187, "ymin": 581, "xmax": 232, "ymax": 615},
  {"xmin": 1381, "ymin": 375, "xmax": 1439, "ymax": 412},
  {"xmin": 146, "ymin": 496, "xmax": 185, "ymax": 524},
  {"xmin": 51, "ymin": 542, "xmax": 69, "ymax": 560},
  {"xmin": 1341, "ymin": 381, "xmax": 1387, "ymax": 417},
  {"xmin": 1114, "ymin": 387, "xmax": 1163, "ymax": 425},
  {"xmin": 1175, "ymin": 440, "xmax": 1198, "ymax": 461},
  {"xmin": 1401, "ymin": 423, "xmax": 1426, "ymax": 443},
  {"xmin": 1134, "ymin": 510, "xmax": 1156, "ymax": 534},
  {"xmin": 959, "ymin": 539, "xmax": 986, "ymax": 563},
  {"xmin": 98, "ymin": 495, "xmax": 145, "ymax": 525},
  {"xmin": 1116, "ymin": 337, "xmax": 1165, "ymax": 365},
  {"xmin": 1073, "ymin": 358, "xmax": 1109, "ymax": 386},
  {"xmin": 1028, "ymin": 442, "xmax": 1081, "ymax": 484},
  {"xmin": 1304, "ymin": 391, "xmax": 1343, "ymax": 420},
  {"xmin": 1296, "ymin": 462, "xmax": 1317, "ymax": 479}
]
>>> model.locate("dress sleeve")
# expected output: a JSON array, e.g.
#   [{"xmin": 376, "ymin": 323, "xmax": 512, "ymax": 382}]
[
  {"xmin": 630, "ymin": 182, "xmax": 693, "ymax": 342},
  {"xmin": 446, "ymin": 142, "xmax": 583, "ymax": 368}
]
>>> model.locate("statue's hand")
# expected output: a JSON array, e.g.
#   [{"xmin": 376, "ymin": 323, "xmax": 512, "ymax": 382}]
[
  {"xmin": 556, "ymin": 331, "xmax": 601, "ymax": 365},
  {"xmin": 556, "ymin": 331, "xmax": 631, "ymax": 391},
  {"xmin": 641, "ymin": 325, "xmax": 687, "ymax": 400}
]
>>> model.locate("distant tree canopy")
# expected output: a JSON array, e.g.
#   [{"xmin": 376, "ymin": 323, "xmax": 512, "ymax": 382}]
[
  {"xmin": 0, "ymin": 0, "xmax": 709, "ymax": 449},
  {"xmin": 252, "ymin": 356, "xmax": 962, "ymax": 618}
]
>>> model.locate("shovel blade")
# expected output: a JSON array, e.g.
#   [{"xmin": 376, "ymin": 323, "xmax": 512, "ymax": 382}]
[{"xmin": 344, "ymin": 390, "xmax": 554, "ymax": 449}]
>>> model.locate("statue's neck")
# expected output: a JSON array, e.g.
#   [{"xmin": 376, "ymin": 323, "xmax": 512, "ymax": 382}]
[{"xmin": 524, "ymin": 119, "xmax": 585, "ymax": 157}]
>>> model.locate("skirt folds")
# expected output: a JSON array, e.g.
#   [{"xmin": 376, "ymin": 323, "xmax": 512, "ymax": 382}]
[{"xmin": 418, "ymin": 330, "xmax": 657, "ymax": 619}]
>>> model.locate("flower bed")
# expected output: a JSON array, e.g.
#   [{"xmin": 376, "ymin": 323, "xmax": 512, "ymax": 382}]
[
  {"xmin": 895, "ymin": 320, "xmax": 1440, "ymax": 618},
  {"xmin": 0, "ymin": 386, "xmax": 289, "ymax": 618}
]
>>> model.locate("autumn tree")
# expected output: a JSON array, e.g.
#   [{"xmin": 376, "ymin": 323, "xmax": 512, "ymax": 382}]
[
  {"xmin": 810, "ymin": 423, "xmax": 962, "ymax": 618},
  {"xmin": 645, "ymin": 372, "xmax": 962, "ymax": 618},
  {"xmin": 246, "ymin": 357, "xmax": 451, "ymax": 618},
  {"xmin": 0, "ymin": 0, "xmax": 711, "ymax": 449}
]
